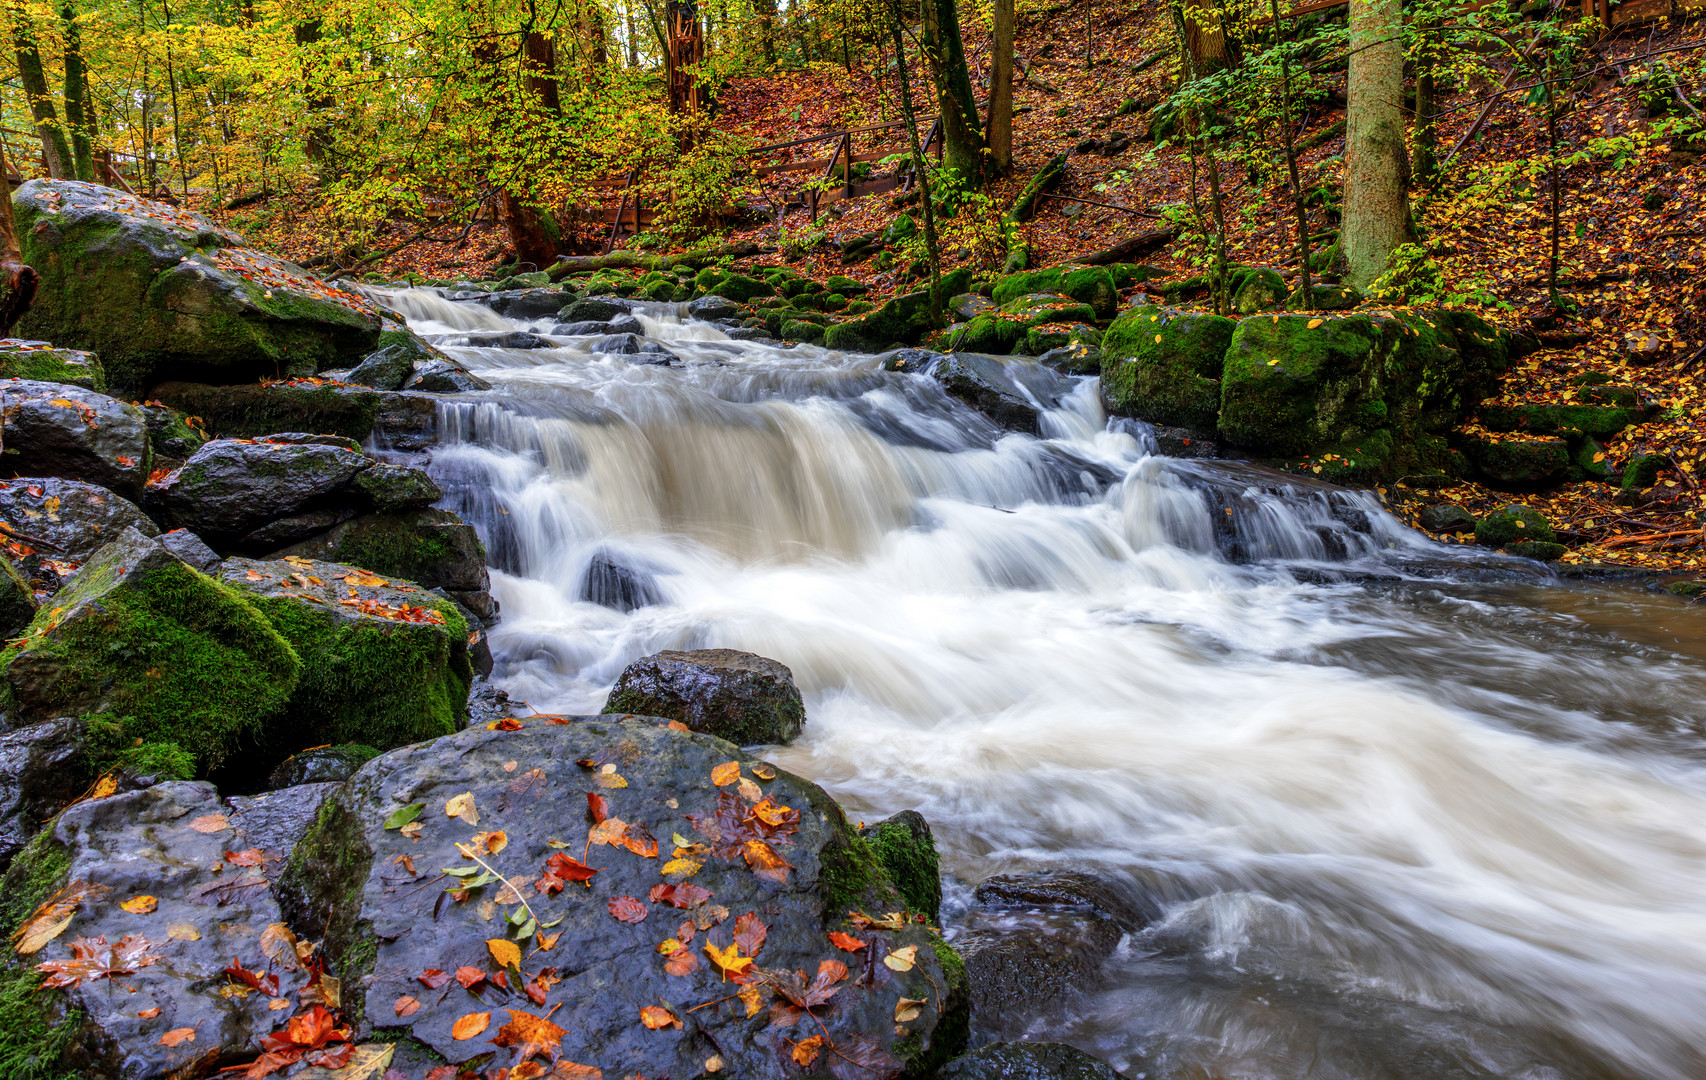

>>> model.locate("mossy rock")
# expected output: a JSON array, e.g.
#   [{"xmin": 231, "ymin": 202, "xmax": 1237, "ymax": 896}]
[
  {"xmin": 859, "ymin": 810, "xmax": 942, "ymax": 920},
  {"xmin": 706, "ymin": 273, "xmax": 774, "ymax": 303},
  {"xmin": 1505, "ymin": 540, "xmax": 1568, "ymax": 560},
  {"xmin": 1289, "ymin": 283, "xmax": 1363, "ymax": 311},
  {"xmin": 1622, "ymin": 452, "xmax": 1669, "ymax": 490},
  {"xmin": 0, "ymin": 554, "xmax": 35, "ymax": 639},
  {"xmin": 0, "ymin": 339, "xmax": 104, "ymax": 391},
  {"xmin": 991, "ymin": 266, "xmax": 1118, "ymax": 318},
  {"xmin": 151, "ymin": 380, "xmax": 391, "ymax": 442},
  {"xmin": 998, "ymin": 293, "xmax": 1098, "ymax": 329},
  {"xmin": 1231, "ymin": 268, "xmax": 1288, "ymax": 314},
  {"xmin": 942, "ymin": 313, "xmax": 1029, "ymax": 355},
  {"xmin": 223, "ymin": 556, "xmax": 472, "ymax": 755},
  {"xmin": 1475, "ymin": 503, "xmax": 1557, "ymax": 546},
  {"xmin": 825, "ymin": 275, "xmax": 869, "ymax": 296},
  {"xmin": 141, "ymin": 402, "xmax": 210, "ymax": 459},
  {"xmin": 1479, "ymin": 402, "xmax": 1645, "ymax": 438},
  {"xmin": 1100, "ymin": 305, "xmax": 1236, "ymax": 431},
  {"xmin": 1, "ymin": 528, "xmax": 301, "ymax": 773},
  {"xmin": 780, "ymin": 320, "xmax": 826, "ymax": 344},
  {"xmin": 1465, "ymin": 436, "xmax": 1570, "ymax": 488},
  {"xmin": 1570, "ymin": 436, "xmax": 1612, "ymax": 481},
  {"xmin": 272, "ymin": 508, "xmax": 489, "ymax": 597},
  {"xmin": 822, "ymin": 268, "xmax": 973, "ymax": 353},
  {"xmin": 1024, "ymin": 321, "xmax": 1101, "ymax": 356},
  {"xmin": 13, "ymin": 180, "xmax": 379, "ymax": 391},
  {"xmin": 1105, "ymin": 263, "xmax": 1167, "ymax": 289}
]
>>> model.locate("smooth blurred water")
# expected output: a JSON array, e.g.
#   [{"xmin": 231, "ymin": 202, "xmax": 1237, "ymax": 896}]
[{"xmin": 377, "ymin": 287, "xmax": 1706, "ymax": 1080}]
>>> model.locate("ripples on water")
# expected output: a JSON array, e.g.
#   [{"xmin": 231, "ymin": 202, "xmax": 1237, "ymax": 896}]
[{"xmin": 374, "ymin": 287, "xmax": 1706, "ymax": 1080}]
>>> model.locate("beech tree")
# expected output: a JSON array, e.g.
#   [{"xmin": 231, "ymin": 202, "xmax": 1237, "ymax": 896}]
[{"xmin": 1343, "ymin": 0, "xmax": 1412, "ymax": 287}]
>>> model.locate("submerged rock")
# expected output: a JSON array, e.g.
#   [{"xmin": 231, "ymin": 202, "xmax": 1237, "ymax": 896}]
[
  {"xmin": 938, "ymin": 1042, "xmax": 1125, "ymax": 1079},
  {"xmin": 604, "ymin": 648, "xmax": 808, "ymax": 745},
  {"xmin": 579, "ymin": 549, "xmax": 664, "ymax": 612},
  {"xmin": 933, "ymin": 354, "xmax": 1060, "ymax": 435},
  {"xmin": 13, "ymin": 179, "xmax": 380, "ymax": 390},
  {"xmin": 276, "ymin": 717, "xmax": 966, "ymax": 1078}
]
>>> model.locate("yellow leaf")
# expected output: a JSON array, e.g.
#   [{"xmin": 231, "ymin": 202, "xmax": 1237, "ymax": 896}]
[
  {"xmin": 595, "ymin": 764, "xmax": 629, "ymax": 789},
  {"xmin": 487, "ymin": 938, "xmax": 521, "ymax": 970},
  {"xmin": 661, "ymin": 858, "xmax": 702, "ymax": 878},
  {"xmin": 474, "ymin": 830, "xmax": 507, "ymax": 855},
  {"xmin": 710, "ymin": 761, "xmax": 740, "ymax": 786},
  {"xmin": 445, "ymin": 791, "xmax": 479, "ymax": 825},
  {"xmin": 14, "ymin": 909, "xmax": 74, "ymax": 955},
  {"xmin": 452, "ymin": 1012, "xmax": 490, "ymax": 1040},
  {"xmin": 883, "ymin": 944, "xmax": 920, "ymax": 972},
  {"xmin": 120, "ymin": 895, "xmax": 158, "ymax": 914},
  {"xmin": 1307, "ymin": 318, "xmax": 1324, "ymax": 329},
  {"xmin": 895, "ymin": 996, "xmax": 927, "ymax": 1022},
  {"xmin": 1154, "ymin": 333, "xmax": 1163, "ymax": 344},
  {"xmin": 344, "ymin": 573, "xmax": 388, "ymax": 587},
  {"xmin": 166, "ymin": 923, "xmax": 202, "ymax": 941},
  {"xmin": 738, "ymin": 985, "xmax": 765, "ymax": 1016},
  {"xmin": 704, "ymin": 941, "xmax": 755, "ymax": 980}
]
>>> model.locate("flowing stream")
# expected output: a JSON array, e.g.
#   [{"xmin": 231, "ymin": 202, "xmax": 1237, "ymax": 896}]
[{"xmin": 373, "ymin": 288, "xmax": 1706, "ymax": 1080}]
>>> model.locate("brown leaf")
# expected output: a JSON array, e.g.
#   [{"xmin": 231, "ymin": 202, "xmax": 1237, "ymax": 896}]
[
  {"xmin": 750, "ymin": 762, "xmax": 777, "ymax": 780},
  {"xmin": 895, "ymin": 996, "xmax": 926, "ymax": 1022},
  {"xmin": 36, "ymin": 934, "xmax": 163, "ymax": 988},
  {"xmin": 417, "ymin": 968, "xmax": 452, "ymax": 989},
  {"xmin": 742, "ymin": 839, "xmax": 792, "ymax": 883},
  {"xmin": 732, "ymin": 911, "xmax": 767, "ymax": 958},
  {"xmin": 664, "ymin": 947, "xmax": 699, "ymax": 976},
  {"xmin": 455, "ymin": 966, "xmax": 486, "ymax": 989},
  {"xmin": 13, "ymin": 880, "xmax": 101, "ymax": 955},
  {"xmin": 188, "ymin": 813, "xmax": 229, "ymax": 833},
  {"xmin": 225, "ymin": 848, "xmax": 267, "ymax": 867},
  {"xmin": 395, "ymin": 995, "xmax": 421, "ymax": 1017},
  {"xmin": 139, "ymin": 1007, "xmax": 161, "ymax": 1018},
  {"xmin": 619, "ymin": 822, "xmax": 659, "ymax": 859},
  {"xmin": 736, "ymin": 777, "xmax": 763, "ymax": 802},
  {"xmin": 472, "ymin": 830, "xmax": 508, "ymax": 855},
  {"xmin": 648, "ymin": 882, "xmax": 712, "ymax": 908},
  {"xmin": 524, "ymin": 969, "xmax": 561, "ymax": 1005},
  {"xmin": 490, "ymin": 1007, "xmax": 567, "ymax": 1063},
  {"xmin": 451, "ymin": 1011, "xmax": 490, "ymax": 1039},
  {"xmin": 586, "ymin": 791, "xmax": 609, "ymax": 823},
  {"xmin": 550, "ymin": 1062, "xmax": 604, "ymax": 1079},
  {"xmin": 158, "ymin": 1026, "xmax": 196, "ymax": 1047},
  {"xmin": 883, "ymin": 944, "xmax": 920, "ymax": 972},
  {"xmin": 608, "ymin": 896, "xmax": 647, "ymax": 923}
]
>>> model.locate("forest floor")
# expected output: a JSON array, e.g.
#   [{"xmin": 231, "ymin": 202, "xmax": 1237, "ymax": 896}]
[{"xmin": 223, "ymin": 4, "xmax": 1706, "ymax": 577}]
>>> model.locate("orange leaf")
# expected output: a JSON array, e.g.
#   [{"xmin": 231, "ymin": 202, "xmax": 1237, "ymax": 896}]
[
  {"xmin": 639, "ymin": 1004, "xmax": 681, "ymax": 1030},
  {"xmin": 742, "ymin": 839, "xmax": 792, "ymax": 883},
  {"xmin": 451, "ymin": 1011, "xmax": 491, "ymax": 1040},
  {"xmin": 119, "ymin": 895, "xmax": 158, "ymax": 914},
  {"xmin": 793, "ymin": 1035, "xmax": 825, "ymax": 1067},
  {"xmin": 138, "ymin": 1007, "xmax": 161, "ymax": 1018},
  {"xmin": 827, "ymin": 931, "xmax": 867, "ymax": 951},
  {"xmin": 158, "ymin": 1027, "xmax": 196, "ymax": 1047},
  {"xmin": 710, "ymin": 761, "xmax": 740, "ymax": 786},
  {"xmin": 490, "ymin": 1007, "xmax": 568, "ymax": 1063},
  {"xmin": 586, "ymin": 792, "xmax": 609, "ymax": 823},
  {"xmin": 395, "ymin": 995, "xmax": 421, "ymax": 1017}
]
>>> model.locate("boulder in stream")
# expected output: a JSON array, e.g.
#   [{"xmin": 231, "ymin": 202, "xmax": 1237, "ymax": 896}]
[
  {"xmin": 938, "ymin": 1042, "xmax": 1125, "ymax": 1079},
  {"xmin": 0, "ymin": 476, "xmax": 159, "ymax": 594},
  {"xmin": 0, "ymin": 339, "xmax": 105, "ymax": 390},
  {"xmin": 604, "ymin": 648, "xmax": 807, "ymax": 745},
  {"xmin": 147, "ymin": 436, "xmax": 372, "ymax": 545},
  {"xmin": 0, "ymin": 380, "xmax": 150, "ymax": 500},
  {"xmin": 932, "ymin": 354, "xmax": 1062, "ymax": 436}
]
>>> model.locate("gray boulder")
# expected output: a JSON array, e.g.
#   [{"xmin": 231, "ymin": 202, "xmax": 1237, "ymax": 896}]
[
  {"xmin": 1417, "ymin": 503, "xmax": 1477, "ymax": 534},
  {"xmin": 13, "ymin": 179, "xmax": 380, "ymax": 390},
  {"xmin": 227, "ymin": 781, "xmax": 341, "ymax": 865},
  {"xmin": 688, "ymin": 295, "xmax": 745, "ymax": 322},
  {"xmin": 0, "ymin": 381, "xmax": 150, "ymax": 499},
  {"xmin": 276, "ymin": 717, "xmax": 966, "ymax": 1078},
  {"xmin": 482, "ymin": 288, "xmax": 573, "ymax": 320},
  {"xmin": 405, "ymin": 356, "xmax": 492, "ymax": 393},
  {"xmin": 562, "ymin": 296, "xmax": 636, "ymax": 322},
  {"xmin": 352, "ymin": 462, "xmax": 442, "ymax": 511},
  {"xmin": 462, "ymin": 330, "xmax": 554, "ymax": 349},
  {"xmin": 579, "ymin": 549, "xmax": 663, "ymax": 612},
  {"xmin": 158, "ymin": 528, "xmax": 222, "ymax": 573},
  {"xmin": 148, "ymin": 437, "xmax": 371, "ymax": 544},
  {"xmin": 0, "ymin": 476, "xmax": 159, "ymax": 594},
  {"xmin": 0, "ymin": 718, "xmax": 91, "ymax": 871},
  {"xmin": 265, "ymin": 746, "xmax": 379, "ymax": 789},
  {"xmin": 591, "ymin": 333, "xmax": 643, "ymax": 355},
  {"xmin": 933, "ymin": 355, "xmax": 1063, "ymax": 435},
  {"xmin": 603, "ymin": 648, "xmax": 807, "ymax": 745},
  {"xmin": 345, "ymin": 342, "xmax": 417, "ymax": 390}
]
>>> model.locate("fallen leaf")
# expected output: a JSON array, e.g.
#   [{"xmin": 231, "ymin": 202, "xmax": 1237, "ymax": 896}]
[
  {"xmin": 536, "ymin": 931, "xmax": 561, "ymax": 951},
  {"xmin": 37, "ymin": 934, "xmax": 163, "ymax": 988},
  {"xmin": 537, "ymin": 852, "xmax": 599, "ymax": 893},
  {"xmin": 742, "ymin": 839, "xmax": 792, "ymax": 883},
  {"xmin": 524, "ymin": 969, "xmax": 561, "ymax": 1005},
  {"xmin": 663, "ymin": 946, "xmax": 699, "ymax": 976},
  {"xmin": 884, "ymin": 944, "xmax": 920, "ymax": 972},
  {"xmin": 661, "ymin": 858, "xmax": 701, "ymax": 878},
  {"xmin": 608, "ymin": 896, "xmax": 647, "ymax": 923},
  {"xmin": 587, "ymin": 817, "xmax": 629, "ymax": 847},
  {"xmin": 738, "ymin": 984, "xmax": 766, "ymax": 1016},
  {"xmin": 586, "ymin": 792, "xmax": 609, "ymax": 823},
  {"xmin": 594, "ymin": 764, "xmax": 628, "ymax": 789},
  {"xmin": 710, "ymin": 762, "xmax": 740, "ymax": 786},
  {"xmin": 159, "ymin": 1027, "xmax": 196, "ymax": 1047},
  {"xmin": 166, "ymin": 923, "xmax": 201, "ymax": 942},
  {"xmin": 732, "ymin": 911, "xmax": 767, "ymax": 958},
  {"xmin": 895, "ymin": 996, "xmax": 926, "ymax": 1022},
  {"xmin": 455, "ymin": 966, "xmax": 486, "ymax": 989},
  {"xmin": 793, "ymin": 1035, "xmax": 825, "ymax": 1067},
  {"xmin": 639, "ymin": 1005, "xmax": 680, "ymax": 1030},
  {"xmin": 487, "ymin": 938, "xmax": 521, "ymax": 970},
  {"xmin": 736, "ymin": 777, "xmax": 763, "ymax": 802},
  {"xmin": 747, "ymin": 798, "xmax": 795, "ymax": 828},
  {"xmin": 473, "ymin": 830, "xmax": 508, "ymax": 855},
  {"xmin": 703, "ymin": 941, "xmax": 754, "ymax": 981},
  {"xmin": 259, "ymin": 924, "xmax": 303, "ymax": 970},
  {"xmin": 344, "ymin": 573, "xmax": 388, "ymax": 587},
  {"xmin": 492, "ymin": 717, "xmax": 524, "ymax": 731},
  {"xmin": 418, "ymin": 968, "xmax": 452, "ymax": 989},
  {"xmin": 384, "ymin": 803, "xmax": 425, "ymax": 830},
  {"xmin": 13, "ymin": 881, "xmax": 100, "ymax": 954},
  {"xmin": 827, "ymin": 931, "xmax": 867, "ymax": 951},
  {"xmin": 749, "ymin": 762, "xmax": 776, "ymax": 780},
  {"xmin": 648, "ymin": 882, "xmax": 712, "ymax": 908},
  {"xmin": 395, "ymin": 995, "xmax": 421, "ymax": 1017},
  {"xmin": 226, "ymin": 848, "xmax": 266, "ymax": 868},
  {"xmin": 489, "ymin": 1007, "xmax": 567, "ymax": 1064},
  {"xmin": 188, "ymin": 813, "xmax": 229, "ymax": 833},
  {"xmin": 224, "ymin": 957, "xmax": 280, "ymax": 996},
  {"xmin": 119, "ymin": 895, "xmax": 158, "ymax": 915},
  {"xmin": 451, "ymin": 1012, "xmax": 490, "ymax": 1040},
  {"xmin": 551, "ymin": 1063, "xmax": 604, "ymax": 1079},
  {"xmin": 445, "ymin": 792, "xmax": 479, "ymax": 826},
  {"xmin": 704, "ymin": 1055, "xmax": 724, "ymax": 1073},
  {"xmin": 269, "ymin": 998, "xmax": 291, "ymax": 1010}
]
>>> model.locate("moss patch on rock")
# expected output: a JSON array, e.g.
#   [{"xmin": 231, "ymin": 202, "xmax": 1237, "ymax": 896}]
[
  {"xmin": 1101, "ymin": 306, "xmax": 1236, "ymax": 431},
  {"xmin": 1476, "ymin": 503, "xmax": 1558, "ymax": 546},
  {"xmin": 991, "ymin": 267, "xmax": 1118, "ymax": 318}
]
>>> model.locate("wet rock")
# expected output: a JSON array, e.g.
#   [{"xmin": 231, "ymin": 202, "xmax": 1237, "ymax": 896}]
[
  {"xmin": 562, "ymin": 296, "xmax": 636, "ymax": 322},
  {"xmin": 0, "ymin": 476, "xmax": 159, "ymax": 593},
  {"xmin": 0, "ymin": 718, "xmax": 91, "ymax": 871},
  {"xmin": 352, "ymin": 462, "xmax": 442, "ymax": 512},
  {"xmin": 148, "ymin": 437, "xmax": 371, "ymax": 545},
  {"xmin": 150, "ymin": 380, "xmax": 437, "ymax": 447},
  {"xmin": 4, "ymin": 528, "xmax": 301, "ymax": 772},
  {"xmin": 823, "ymin": 269, "xmax": 974, "ymax": 353},
  {"xmin": 1474, "ymin": 503, "xmax": 1557, "ymax": 546},
  {"xmin": 951, "ymin": 292, "xmax": 998, "ymax": 320},
  {"xmin": 0, "ymin": 553, "xmax": 35, "ymax": 635},
  {"xmin": 1025, "ymin": 322, "xmax": 1100, "ymax": 357},
  {"xmin": 724, "ymin": 326, "xmax": 777, "ymax": 343},
  {"xmin": 553, "ymin": 318, "xmax": 616, "ymax": 336},
  {"xmin": 405, "ymin": 356, "xmax": 492, "ymax": 393},
  {"xmin": 591, "ymin": 332, "xmax": 643, "ymax": 355},
  {"xmin": 608, "ymin": 314, "xmax": 646, "ymax": 336},
  {"xmin": 938, "ymin": 1042, "xmax": 1125, "ymax": 1080},
  {"xmin": 159, "ymin": 528, "xmax": 222, "ymax": 573},
  {"xmin": 345, "ymin": 342, "xmax": 417, "ymax": 390},
  {"xmin": 221, "ymin": 555, "xmax": 474, "ymax": 756},
  {"xmin": 1622, "ymin": 452, "xmax": 1669, "ymax": 491},
  {"xmin": 265, "ymin": 745, "xmax": 381, "ymax": 789},
  {"xmin": 0, "ymin": 381, "xmax": 150, "ymax": 500},
  {"xmin": 1100, "ymin": 306, "xmax": 1236, "ymax": 433},
  {"xmin": 1037, "ymin": 344, "xmax": 1103, "ymax": 375},
  {"xmin": 956, "ymin": 871, "xmax": 1146, "ymax": 1041},
  {"xmin": 466, "ymin": 678, "xmax": 522, "ymax": 727},
  {"xmin": 238, "ymin": 508, "xmax": 359, "ymax": 549},
  {"xmin": 579, "ymin": 549, "xmax": 664, "ymax": 612},
  {"xmin": 0, "ymin": 338, "xmax": 105, "ymax": 390},
  {"xmin": 13, "ymin": 180, "xmax": 380, "ymax": 390},
  {"xmin": 881, "ymin": 348, "xmax": 943, "ymax": 374},
  {"xmin": 688, "ymin": 295, "xmax": 745, "ymax": 322},
  {"xmin": 482, "ymin": 288, "xmax": 573, "ymax": 320},
  {"xmin": 272, "ymin": 507, "xmax": 490, "ymax": 597},
  {"xmin": 141, "ymin": 401, "xmax": 209, "ymax": 461},
  {"xmin": 1149, "ymin": 424, "xmax": 1218, "ymax": 458},
  {"xmin": 462, "ymin": 330, "xmax": 554, "ymax": 350},
  {"xmin": 7, "ymin": 781, "xmax": 292, "ymax": 1078},
  {"xmin": 933, "ymin": 354, "xmax": 1061, "ymax": 435},
  {"xmin": 276, "ymin": 717, "xmax": 965, "ymax": 1078},
  {"xmin": 1464, "ymin": 436, "xmax": 1570, "ymax": 488},
  {"xmin": 1417, "ymin": 503, "xmax": 1477, "ymax": 534},
  {"xmin": 1479, "ymin": 402, "xmax": 1646, "ymax": 438},
  {"xmin": 1506, "ymin": 540, "xmax": 1568, "ymax": 561},
  {"xmin": 603, "ymin": 648, "xmax": 807, "ymax": 745},
  {"xmin": 228, "ymin": 781, "xmax": 341, "ymax": 864},
  {"xmin": 860, "ymin": 810, "xmax": 942, "ymax": 920}
]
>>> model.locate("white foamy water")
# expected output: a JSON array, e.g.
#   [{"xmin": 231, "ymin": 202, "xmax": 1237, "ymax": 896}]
[{"xmin": 377, "ymin": 286, "xmax": 1706, "ymax": 1080}]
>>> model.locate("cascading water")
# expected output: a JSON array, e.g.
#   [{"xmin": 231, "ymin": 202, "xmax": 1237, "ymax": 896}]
[{"xmin": 374, "ymin": 286, "xmax": 1706, "ymax": 1080}]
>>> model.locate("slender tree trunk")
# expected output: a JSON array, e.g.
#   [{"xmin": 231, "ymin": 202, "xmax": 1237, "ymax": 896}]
[
  {"xmin": 585, "ymin": 4, "xmax": 608, "ymax": 66},
  {"xmin": 1545, "ymin": 52, "xmax": 1563, "ymax": 308},
  {"xmin": 1412, "ymin": 17, "xmax": 1439, "ymax": 187},
  {"xmin": 60, "ymin": 0, "xmax": 94, "ymax": 180},
  {"xmin": 626, "ymin": 3, "xmax": 639, "ymax": 65},
  {"xmin": 0, "ymin": 139, "xmax": 37, "ymax": 331},
  {"xmin": 163, "ymin": 0, "xmax": 188, "ymax": 200},
  {"xmin": 1271, "ymin": 0, "xmax": 1311, "ymax": 307},
  {"xmin": 294, "ymin": 18, "xmax": 336, "ymax": 169},
  {"xmin": 754, "ymin": 0, "xmax": 775, "ymax": 64},
  {"xmin": 665, "ymin": 0, "xmax": 704, "ymax": 118},
  {"xmin": 890, "ymin": 11, "xmax": 943, "ymax": 324},
  {"xmin": 1343, "ymin": 0, "xmax": 1411, "ymax": 287},
  {"xmin": 988, "ymin": 0, "xmax": 1013, "ymax": 174},
  {"xmin": 11, "ymin": 7, "xmax": 70, "ymax": 178},
  {"xmin": 921, "ymin": 0, "xmax": 984, "ymax": 185},
  {"xmin": 1176, "ymin": 0, "xmax": 1232, "ymax": 75}
]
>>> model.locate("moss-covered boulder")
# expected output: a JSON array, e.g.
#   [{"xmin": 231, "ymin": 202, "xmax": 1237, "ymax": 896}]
[
  {"xmin": 222, "ymin": 555, "xmax": 472, "ymax": 753},
  {"xmin": 151, "ymin": 380, "xmax": 439, "ymax": 449},
  {"xmin": 1024, "ymin": 321, "xmax": 1100, "ymax": 356},
  {"xmin": 276, "ymin": 717, "xmax": 966, "ymax": 1076},
  {"xmin": 604, "ymin": 648, "xmax": 806, "ymax": 745},
  {"xmin": 991, "ymin": 266, "xmax": 1118, "ymax": 318},
  {"xmin": 140, "ymin": 401, "xmax": 209, "ymax": 460},
  {"xmin": 271, "ymin": 507, "xmax": 489, "ymax": 605},
  {"xmin": 0, "ymin": 339, "xmax": 104, "ymax": 390},
  {"xmin": 1037, "ymin": 343, "xmax": 1104, "ymax": 375},
  {"xmin": 1, "ymin": 380, "xmax": 150, "ymax": 500},
  {"xmin": 1506, "ymin": 540, "xmax": 1568, "ymax": 560},
  {"xmin": 1475, "ymin": 503, "xmax": 1557, "ymax": 546},
  {"xmin": 0, "ymin": 476, "xmax": 159, "ymax": 596},
  {"xmin": 1464, "ymin": 436, "xmax": 1570, "ymax": 488},
  {"xmin": 1479, "ymin": 402, "xmax": 1646, "ymax": 438},
  {"xmin": 697, "ymin": 269, "xmax": 774, "ymax": 303},
  {"xmin": 267, "ymin": 742, "xmax": 381, "ymax": 788},
  {"xmin": 1289, "ymin": 283, "xmax": 1363, "ymax": 311},
  {"xmin": 998, "ymin": 293, "xmax": 1098, "ymax": 329},
  {"xmin": 780, "ymin": 319, "xmax": 826, "ymax": 344},
  {"xmin": 859, "ymin": 810, "xmax": 942, "ymax": 920},
  {"xmin": 941, "ymin": 313, "xmax": 1029, "ymax": 355},
  {"xmin": 1100, "ymin": 306, "xmax": 1236, "ymax": 431},
  {"xmin": 1232, "ymin": 267, "xmax": 1287, "ymax": 314},
  {"xmin": 1, "ymin": 528, "xmax": 301, "ymax": 771},
  {"xmin": 14, "ymin": 180, "xmax": 381, "ymax": 390},
  {"xmin": 822, "ymin": 268, "xmax": 973, "ymax": 353},
  {"xmin": 1622, "ymin": 452, "xmax": 1669, "ymax": 490},
  {"xmin": 0, "ymin": 555, "xmax": 33, "ymax": 638}
]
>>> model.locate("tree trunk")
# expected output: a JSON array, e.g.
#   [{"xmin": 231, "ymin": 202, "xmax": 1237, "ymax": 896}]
[
  {"xmin": 0, "ymin": 142, "xmax": 39, "ymax": 331},
  {"xmin": 1412, "ymin": 18, "xmax": 1439, "ymax": 187},
  {"xmin": 626, "ymin": 4, "xmax": 640, "ymax": 65},
  {"xmin": 665, "ymin": 0, "xmax": 704, "ymax": 116},
  {"xmin": 891, "ymin": 10, "xmax": 943, "ymax": 325},
  {"xmin": 524, "ymin": 31, "xmax": 561, "ymax": 115},
  {"xmin": 754, "ymin": 0, "xmax": 775, "ymax": 64},
  {"xmin": 585, "ymin": 4, "xmax": 609, "ymax": 66},
  {"xmin": 988, "ymin": 0, "xmax": 1014, "ymax": 175},
  {"xmin": 60, "ymin": 0, "xmax": 94, "ymax": 181},
  {"xmin": 1176, "ymin": 0, "xmax": 1233, "ymax": 75},
  {"xmin": 11, "ymin": 8, "xmax": 70, "ymax": 178},
  {"xmin": 1272, "ymin": 0, "xmax": 1311, "ymax": 307},
  {"xmin": 1343, "ymin": 0, "xmax": 1410, "ymax": 287},
  {"xmin": 294, "ymin": 19, "xmax": 336, "ymax": 168},
  {"xmin": 921, "ymin": 0, "xmax": 984, "ymax": 186}
]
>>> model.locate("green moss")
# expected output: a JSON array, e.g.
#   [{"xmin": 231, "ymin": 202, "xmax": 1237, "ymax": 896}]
[
  {"xmin": 1475, "ymin": 504, "xmax": 1557, "ymax": 546},
  {"xmin": 0, "ymin": 965, "xmax": 79, "ymax": 1080},
  {"xmin": 250, "ymin": 593, "xmax": 469, "ymax": 752},
  {"xmin": 943, "ymin": 314, "xmax": 1028, "ymax": 355},
  {"xmin": 1623, "ymin": 453, "xmax": 1669, "ymax": 490},
  {"xmin": 0, "ymin": 346, "xmax": 104, "ymax": 392},
  {"xmin": 1479, "ymin": 403, "xmax": 1644, "ymax": 437},
  {"xmin": 1506, "ymin": 540, "xmax": 1568, "ymax": 560},
  {"xmin": 0, "ymin": 829, "xmax": 69, "ymax": 938},
  {"xmin": 780, "ymin": 321, "xmax": 825, "ymax": 344},
  {"xmin": 866, "ymin": 819, "xmax": 942, "ymax": 920},
  {"xmin": 3, "ymin": 553, "xmax": 300, "ymax": 773},
  {"xmin": 991, "ymin": 266, "xmax": 1118, "ymax": 318},
  {"xmin": 301, "ymin": 513, "xmax": 478, "ymax": 588},
  {"xmin": 281, "ymin": 797, "xmax": 379, "ymax": 1030},
  {"xmin": 1100, "ymin": 306, "xmax": 1236, "ymax": 430},
  {"xmin": 822, "ymin": 269, "xmax": 973, "ymax": 353},
  {"xmin": 815, "ymin": 813, "xmax": 902, "ymax": 924}
]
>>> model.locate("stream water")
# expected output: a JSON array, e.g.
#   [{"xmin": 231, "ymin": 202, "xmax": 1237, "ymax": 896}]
[{"xmin": 373, "ymin": 288, "xmax": 1706, "ymax": 1080}]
